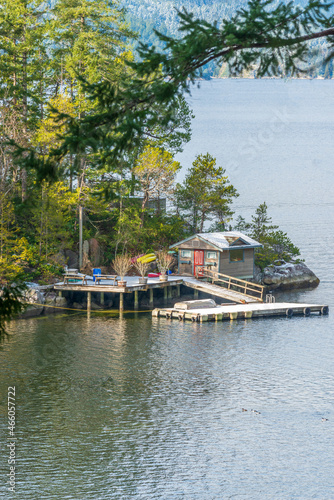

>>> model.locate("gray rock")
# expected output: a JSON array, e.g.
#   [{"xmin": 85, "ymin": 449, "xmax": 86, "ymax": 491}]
[
  {"xmin": 51, "ymin": 250, "xmax": 67, "ymax": 266},
  {"xmin": 45, "ymin": 292, "xmax": 57, "ymax": 305},
  {"xmin": 90, "ymin": 302, "xmax": 102, "ymax": 310},
  {"xmin": 89, "ymin": 238, "xmax": 101, "ymax": 266},
  {"xmin": 252, "ymin": 265, "xmax": 264, "ymax": 285},
  {"xmin": 72, "ymin": 302, "xmax": 85, "ymax": 309},
  {"xmin": 64, "ymin": 249, "xmax": 79, "ymax": 268},
  {"xmin": 55, "ymin": 296, "xmax": 68, "ymax": 307},
  {"xmin": 83, "ymin": 240, "xmax": 90, "ymax": 268},
  {"xmin": 23, "ymin": 286, "xmax": 45, "ymax": 305},
  {"xmin": 20, "ymin": 305, "xmax": 44, "ymax": 318},
  {"xmin": 262, "ymin": 261, "xmax": 320, "ymax": 290}
]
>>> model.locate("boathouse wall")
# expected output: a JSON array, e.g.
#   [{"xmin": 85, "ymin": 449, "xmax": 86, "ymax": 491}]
[
  {"xmin": 177, "ymin": 240, "xmax": 255, "ymax": 278},
  {"xmin": 219, "ymin": 248, "xmax": 254, "ymax": 279},
  {"xmin": 178, "ymin": 237, "xmax": 219, "ymax": 275}
]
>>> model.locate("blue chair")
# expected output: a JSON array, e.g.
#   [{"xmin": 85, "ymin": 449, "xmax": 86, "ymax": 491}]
[{"xmin": 93, "ymin": 268, "xmax": 101, "ymax": 282}]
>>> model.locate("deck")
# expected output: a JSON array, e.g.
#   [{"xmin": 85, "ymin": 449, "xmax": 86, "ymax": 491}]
[
  {"xmin": 54, "ymin": 274, "xmax": 262, "ymax": 304},
  {"xmin": 54, "ymin": 275, "xmax": 184, "ymax": 292}
]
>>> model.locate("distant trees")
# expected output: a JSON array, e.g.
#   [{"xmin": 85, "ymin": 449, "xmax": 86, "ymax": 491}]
[{"xmin": 175, "ymin": 153, "xmax": 238, "ymax": 232}]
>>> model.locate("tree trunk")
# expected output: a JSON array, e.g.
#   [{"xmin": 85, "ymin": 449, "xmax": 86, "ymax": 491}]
[
  {"xmin": 199, "ymin": 210, "xmax": 206, "ymax": 233},
  {"xmin": 21, "ymin": 44, "xmax": 28, "ymax": 202},
  {"xmin": 140, "ymin": 191, "xmax": 149, "ymax": 225}
]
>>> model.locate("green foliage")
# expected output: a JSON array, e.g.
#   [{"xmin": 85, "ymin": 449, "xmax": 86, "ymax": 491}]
[
  {"xmin": 133, "ymin": 144, "xmax": 181, "ymax": 217},
  {"xmin": 235, "ymin": 202, "xmax": 301, "ymax": 269},
  {"xmin": 17, "ymin": 0, "xmax": 334, "ymax": 180},
  {"xmin": 0, "ymin": 284, "xmax": 26, "ymax": 336},
  {"xmin": 2, "ymin": 0, "xmax": 334, "ymax": 325},
  {"xmin": 175, "ymin": 153, "xmax": 238, "ymax": 232}
]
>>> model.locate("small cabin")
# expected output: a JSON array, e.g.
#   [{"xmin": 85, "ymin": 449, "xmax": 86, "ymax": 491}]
[{"xmin": 170, "ymin": 232, "xmax": 262, "ymax": 279}]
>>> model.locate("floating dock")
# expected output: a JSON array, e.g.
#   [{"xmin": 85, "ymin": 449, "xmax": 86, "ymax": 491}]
[{"xmin": 152, "ymin": 302, "xmax": 329, "ymax": 322}]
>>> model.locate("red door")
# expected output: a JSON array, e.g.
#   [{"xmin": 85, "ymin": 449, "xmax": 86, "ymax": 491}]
[{"xmin": 194, "ymin": 250, "xmax": 204, "ymax": 277}]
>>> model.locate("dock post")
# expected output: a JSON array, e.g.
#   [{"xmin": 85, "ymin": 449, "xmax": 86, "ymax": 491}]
[
  {"xmin": 177, "ymin": 285, "xmax": 180, "ymax": 298},
  {"xmin": 134, "ymin": 290, "xmax": 139, "ymax": 310},
  {"xmin": 100, "ymin": 292, "xmax": 104, "ymax": 306},
  {"xmin": 194, "ymin": 290, "xmax": 199, "ymax": 299},
  {"xmin": 149, "ymin": 288, "xmax": 154, "ymax": 306},
  {"xmin": 164, "ymin": 286, "xmax": 168, "ymax": 303},
  {"xmin": 87, "ymin": 291, "xmax": 91, "ymax": 311},
  {"xmin": 58, "ymin": 290, "xmax": 62, "ymax": 297},
  {"xmin": 168, "ymin": 286, "xmax": 172, "ymax": 299},
  {"xmin": 119, "ymin": 293, "xmax": 124, "ymax": 312}
]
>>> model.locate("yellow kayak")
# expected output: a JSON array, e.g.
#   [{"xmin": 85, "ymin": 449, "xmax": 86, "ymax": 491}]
[
  {"xmin": 141, "ymin": 255, "xmax": 156, "ymax": 264},
  {"xmin": 137, "ymin": 253, "xmax": 156, "ymax": 263}
]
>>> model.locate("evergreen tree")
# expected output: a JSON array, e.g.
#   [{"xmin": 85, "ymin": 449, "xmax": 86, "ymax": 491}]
[
  {"xmin": 175, "ymin": 153, "xmax": 238, "ymax": 232},
  {"xmin": 0, "ymin": 0, "xmax": 49, "ymax": 199},
  {"xmin": 20, "ymin": 0, "xmax": 334, "ymax": 177},
  {"xmin": 235, "ymin": 202, "xmax": 301, "ymax": 269},
  {"xmin": 249, "ymin": 202, "xmax": 278, "ymax": 241}
]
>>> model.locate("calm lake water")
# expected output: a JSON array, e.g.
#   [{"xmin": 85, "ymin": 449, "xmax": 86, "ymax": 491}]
[{"xmin": 1, "ymin": 79, "xmax": 334, "ymax": 499}]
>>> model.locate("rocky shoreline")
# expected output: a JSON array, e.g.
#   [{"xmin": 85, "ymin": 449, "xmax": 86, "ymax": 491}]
[{"xmin": 253, "ymin": 261, "xmax": 320, "ymax": 291}]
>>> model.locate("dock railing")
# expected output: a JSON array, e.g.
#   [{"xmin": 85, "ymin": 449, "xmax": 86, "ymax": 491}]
[{"xmin": 196, "ymin": 267, "xmax": 265, "ymax": 302}]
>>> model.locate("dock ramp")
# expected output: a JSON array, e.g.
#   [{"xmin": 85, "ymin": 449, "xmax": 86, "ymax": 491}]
[{"xmin": 183, "ymin": 270, "xmax": 264, "ymax": 304}]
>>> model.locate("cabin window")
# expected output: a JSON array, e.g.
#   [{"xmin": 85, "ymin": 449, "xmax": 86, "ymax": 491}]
[
  {"xmin": 181, "ymin": 250, "xmax": 192, "ymax": 258},
  {"xmin": 229, "ymin": 249, "xmax": 244, "ymax": 262},
  {"xmin": 206, "ymin": 251, "xmax": 217, "ymax": 259}
]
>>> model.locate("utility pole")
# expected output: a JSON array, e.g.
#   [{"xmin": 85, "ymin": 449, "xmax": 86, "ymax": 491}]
[{"xmin": 79, "ymin": 206, "xmax": 83, "ymax": 270}]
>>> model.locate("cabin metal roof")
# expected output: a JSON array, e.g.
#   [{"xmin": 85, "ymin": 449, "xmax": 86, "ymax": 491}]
[{"xmin": 170, "ymin": 231, "xmax": 262, "ymax": 251}]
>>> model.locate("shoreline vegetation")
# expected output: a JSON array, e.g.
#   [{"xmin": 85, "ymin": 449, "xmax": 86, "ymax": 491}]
[{"xmin": 1, "ymin": 0, "xmax": 331, "ymax": 331}]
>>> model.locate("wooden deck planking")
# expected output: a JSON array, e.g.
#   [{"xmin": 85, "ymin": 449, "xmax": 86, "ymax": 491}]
[{"xmin": 54, "ymin": 277, "xmax": 184, "ymax": 293}]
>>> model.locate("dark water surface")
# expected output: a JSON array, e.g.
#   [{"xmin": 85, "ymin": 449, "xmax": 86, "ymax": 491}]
[{"xmin": 1, "ymin": 80, "xmax": 334, "ymax": 499}]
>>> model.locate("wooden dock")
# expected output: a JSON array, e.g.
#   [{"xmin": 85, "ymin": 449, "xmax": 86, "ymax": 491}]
[
  {"xmin": 153, "ymin": 302, "xmax": 329, "ymax": 322},
  {"xmin": 53, "ymin": 273, "xmax": 327, "ymax": 319},
  {"xmin": 53, "ymin": 273, "xmax": 263, "ymax": 312},
  {"xmin": 54, "ymin": 276, "xmax": 184, "ymax": 311}
]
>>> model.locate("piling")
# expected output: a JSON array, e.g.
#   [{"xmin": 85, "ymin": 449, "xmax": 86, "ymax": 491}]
[
  {"xmin": 134, "ymin": 290, "xmax": 139, "ymax": 310},
  {"xmin": 164, "ymin": 287, "xmax": 168, "ymax": 303},
  {"xmin": 100, "ymin": 292, "xmax": 104, "ymax": 306},
  {"xmin": 87, "ymin": 291, "xmax": 91, "ymax": 311},
  {"xmin": 149, "ymin": 288, "xmax": 154, "ymax": 306},
  {"xmin": 119, "ymin": 292, "xmax": 124, "ymax": 311}
]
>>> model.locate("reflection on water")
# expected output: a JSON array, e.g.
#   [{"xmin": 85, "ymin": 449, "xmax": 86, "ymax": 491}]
[
  {"xmin": 1, "ymin": 309, "xmax": 333, "ymax": 499},
  {"xmin": 1, "ymin": 79, "xmax": 334, "ymax": 499}
]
